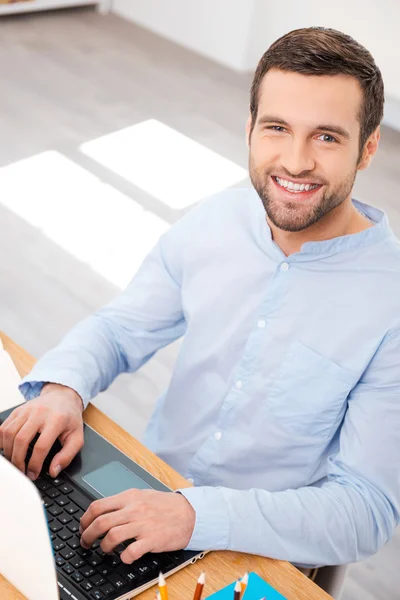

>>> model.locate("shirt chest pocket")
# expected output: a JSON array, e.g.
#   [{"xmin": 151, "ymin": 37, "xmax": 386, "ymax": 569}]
[{"xmin": 267, "ymin": 340, "xmax": 357, "ymax": 439}]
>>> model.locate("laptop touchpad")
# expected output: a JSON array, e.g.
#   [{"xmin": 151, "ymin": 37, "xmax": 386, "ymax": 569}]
[{"xmin": 83, "ymin": 461, "xmax": 152, "ymax": 497}]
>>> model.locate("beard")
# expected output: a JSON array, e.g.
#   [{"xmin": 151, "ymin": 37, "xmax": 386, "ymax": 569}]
[{"xmin": 249, "ymin": 155, "xmax": 357, "ymax": 233}]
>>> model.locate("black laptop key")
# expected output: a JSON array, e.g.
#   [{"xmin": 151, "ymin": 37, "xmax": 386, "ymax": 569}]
[
  {"xmin": 90, "ymin": 574, "xmax": 106, "ymax": 587},
  {"xmin": 60, "ymin": 483, "xmax": 73, "ymax": 494},
  {"xmin": 48, "ymin": 505, "xmax": 63, "ymax": 517},
  {"xmin": 98, "ymin": 565, "xmax": 112, "ymax": 577},
  {"xmin": 65, "ymin": 502, "xmax": 80, "ymax": 515},
  {"xmin": 59, "ymin": 528, "xmax": 73, "ymax": 541},
  {"xmin": 58, "ymin": 514, "xmax": 72, "ymax": 525},
  {"xmin": 60, "ymin": 548, "xmax": 75, "ymax": 561},
  {"xmin": 107, "ymin": 572, "xmax": 127, "ymax": 589},
  {"xmin": 100, "ymin": 582, "xmax": 115, "ymax": 596},
  {"xmin": 67, "ymin": 522, "xmax": 80, "ymax": 534},
  {"xmin": 91, "ymin": 591, "xmax": 105, "ymax": 600},
  {"xmin": 74, "ymin": 509, "xmax": 85, "ymax": 521},
  {"xmin": 80, "ymin": 566, "xmax": 96, "ymax": 578},
  {"xmin": 88, "ymin": 555, "xmax": 103, "ymax": 567},
  {"xmin": 72, "ymin": 570, "xmax": 84, "ymax": 583},
  {"xmin": 104, "ymin": 553, "xmax": 120, "ymax": 567},
  {"xmin": 81, "ymin": 580, "xmax": 94, "ymax": 592},
  {"xmin": 71, "ymin": 556, "xmax": 86, "ymax": 569},
  {"xmin": 56, "ymin": 556, "xmax": 65, "ymax": 567},
  {"xmin": 46, "ymin": 487, "xmax": 61, "ymax": 499},
  {"xmin": 77, "ymin": 547, "xmax": 93, "ymax": 558},
  {"xmin": 62, "ymin": 563, "xmax": 75, "ymax": 575},
  {"xmin": 67, "ymin": 536, "xmax": 81, "ymax": 550},
  {"xmin": 148, "ymin": 555, "xmax": 163, "ymax": 571},
  {"xmin": 116, "ymin": 563, "xmax": 140, "ymax": 583},
  {"xmin": 36, "ymin": 478, "xmax": 52, "ymax": 492},
  {"xmin": 50, "ymin": 522, "xmax": 63, "ymax": 533},
  {"xmin": 46, "ymin": 475, "xmax": 64, "ymax": 486},
  {"xmin": 43, "ymin": 498, "xmax": 53, "ymax": 509},
  {"xmin": 53, "ymin": 541, "xmax": 65, "ymax": 552},
  {"xmin": 55, "ymin": 496, "xmax": 70, "ymax": 507}
]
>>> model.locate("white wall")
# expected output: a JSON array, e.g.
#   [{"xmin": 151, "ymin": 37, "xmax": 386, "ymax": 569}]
[
  {"xmin": 111, "ymin": 0, "xmax": 256, "ymax": 71},
  {"xmin": 246, "ymin": 0, "xmax": 400, "ymax": 104},
  {"xmin": 112, "ymin": 0, "xmax": 400, "ymax": 130}
]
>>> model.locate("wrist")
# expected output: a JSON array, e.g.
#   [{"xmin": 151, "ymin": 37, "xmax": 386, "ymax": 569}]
[{"xmin": 41, "ymin": 382, "xmax": 84, "ymax": 412}]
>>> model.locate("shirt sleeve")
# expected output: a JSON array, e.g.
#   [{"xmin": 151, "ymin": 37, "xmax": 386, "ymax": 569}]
[
  {"xmin": 179, "ymin": 333, "xmax": 400, "ymax": 567},
  {"xmin": 19, "ymin": 229, "xmax": 186, "ymax": 409}
]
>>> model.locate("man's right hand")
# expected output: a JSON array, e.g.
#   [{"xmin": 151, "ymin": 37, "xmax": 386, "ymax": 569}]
[{"xmin": 0, "ymin": 383, "xmax": 84, "ymax": 481}]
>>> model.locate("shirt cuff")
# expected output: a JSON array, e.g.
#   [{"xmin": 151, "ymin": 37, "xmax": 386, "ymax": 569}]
[
  {"xmin": 19, "ymin": 366, "xmax": 90, "ymax": 409},
  {"xmin": 178, "ymin": 486, "xmax": 230, "ymax": 551}
]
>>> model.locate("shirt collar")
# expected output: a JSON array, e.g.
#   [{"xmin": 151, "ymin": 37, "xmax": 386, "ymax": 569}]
[{"xmin": 251, "ymin": 189, "xmax": 393, "ymax": 262}]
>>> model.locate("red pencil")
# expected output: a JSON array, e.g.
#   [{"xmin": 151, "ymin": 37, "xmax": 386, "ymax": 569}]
[{"xmin": 193, "ymin": 572, "xmax": 206, "ymax": 600}]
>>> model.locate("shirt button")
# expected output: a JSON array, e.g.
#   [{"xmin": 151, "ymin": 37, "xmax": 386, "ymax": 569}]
[
  {"xmin": 281, "ymin": 262, "xmax": 290, "ymax": 271},
  {"xmin": 235, "ymin": 380, "xmax": 243, "ymax": 389},
  {"xmin": 257, "ymin": 319, "xmax": 266, "ymax": 328},
  {"xmin": 188, "ymin": 477, "xmax": 194, "ymax": 485},
  {"xmin": 214, "ymin": 431, "xmax": 222, "ymax": 441}
]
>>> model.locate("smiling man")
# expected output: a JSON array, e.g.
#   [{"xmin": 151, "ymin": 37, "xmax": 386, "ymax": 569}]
[{"xmin": 1, "ymin": 27, "xmax": 400, "ymax": 573}]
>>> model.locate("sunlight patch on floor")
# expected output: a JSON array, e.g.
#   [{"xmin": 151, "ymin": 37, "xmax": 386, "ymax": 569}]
[{"xmin": 0, "ymin": 151, "xmax": 169, "ymax": 288}]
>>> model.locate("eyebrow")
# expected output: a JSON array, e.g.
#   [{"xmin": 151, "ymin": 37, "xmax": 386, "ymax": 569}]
[{"xmin": 257, "ymin": 115, "xmax": 350, "ymax": 140}]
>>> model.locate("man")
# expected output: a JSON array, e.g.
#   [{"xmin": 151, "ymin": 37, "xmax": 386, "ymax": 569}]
[{"xmin": 1, "ymin": 26, "xmax": 399, "ymax": 571}]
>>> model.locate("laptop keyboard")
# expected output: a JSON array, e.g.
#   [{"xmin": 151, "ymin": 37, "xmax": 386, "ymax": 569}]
[
  {"xmin": 36, "ymin": 471, "xmax": 181, "ymax": 599},
  {"xmin": 0, "ymin": 442, "xmax": 185, "ymax": 600}
]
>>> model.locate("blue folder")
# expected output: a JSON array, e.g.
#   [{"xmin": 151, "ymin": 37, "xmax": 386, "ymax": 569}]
[{"xmin": 205, "ymin": 571, "xmax": 287, "ymax": 599}]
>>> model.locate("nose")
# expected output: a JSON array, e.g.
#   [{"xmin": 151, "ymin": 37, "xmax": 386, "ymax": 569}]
[{"xmin": 280, "ymin": 137, "xmax": 315, "ymax": 176}]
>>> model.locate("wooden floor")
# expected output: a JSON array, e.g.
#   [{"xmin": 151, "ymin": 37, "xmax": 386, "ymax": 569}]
[{"xmin": 1, "ymin": 7, "xmax": 399, "ymax": 599}]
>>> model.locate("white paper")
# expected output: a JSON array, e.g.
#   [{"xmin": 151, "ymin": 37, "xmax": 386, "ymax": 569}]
[
  {"xmin": 0, "ymin": 455, "xmax": 59, "ymax": 600},
  {"xmin": 0, "ymin": 344, "xmax": 26, "ymax": 411}
]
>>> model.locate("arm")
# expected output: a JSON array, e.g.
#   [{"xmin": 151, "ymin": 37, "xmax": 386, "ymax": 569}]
[
  {"xmin": 20, "ymin": 231, "xmax": 186, "ymax": 409},
  {"xmin": 179, "ymin": 333, "xmax": 400, "ymax": 567}
]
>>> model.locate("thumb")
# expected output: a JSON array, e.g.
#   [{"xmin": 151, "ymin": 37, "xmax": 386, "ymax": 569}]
[
  {"xmin": 121, "ymin": 538, "xmax": 152, "ymax": 564},
  {"xmin": 49, "ymin": 429, "xmax": 84, "ymax": 478}
]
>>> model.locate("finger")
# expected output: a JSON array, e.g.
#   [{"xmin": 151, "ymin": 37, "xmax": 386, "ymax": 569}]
[
  {"xmin": 2, "ymin": 413, "xmax": 27, "ymax": 461},
  {"xmin": 48, "ymin": 428, "xmax": 84, "ymax": 478},
  {"xmin": 0, "ymin": 407, "xmax": 21, "ymax": 448},
  {"xmin": 121, "ymin": 538, "xmax": 153, "ymax": 564},
  {"xmin": 81, "ymin": 509, "xmax": 131, "ymax": 550},
  {"xmin": 11, "ymin": 419, "xmax": 43, "ymax": 473},
  {"xmin": 25, "ymin": 422, "xmax": 63, "ymax": 480},
  {"xmin": 80, "ymin": 493, "xmax": 126, "ymax": 532}
]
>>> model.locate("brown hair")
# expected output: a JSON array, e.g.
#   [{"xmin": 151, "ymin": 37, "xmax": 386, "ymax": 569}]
[{"xmin": 249, "ymin": 27, "xmax": 384, "ymax": 158}]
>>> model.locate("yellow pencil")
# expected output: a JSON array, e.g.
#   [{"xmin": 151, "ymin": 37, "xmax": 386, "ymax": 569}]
[
  {"xmin": 240, "ymin": 572, "xmax": 248, "ymax": 598},
  {"xmin": 158, "ymin": 572, "xmax": 168, "ymax": 600}
]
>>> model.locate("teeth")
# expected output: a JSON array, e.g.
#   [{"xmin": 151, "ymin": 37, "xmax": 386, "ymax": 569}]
[{"xmin": 276, "ymin": 177, "xmax": 319, "ymax": 192}]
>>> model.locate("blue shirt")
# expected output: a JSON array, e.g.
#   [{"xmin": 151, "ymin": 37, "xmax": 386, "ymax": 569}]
[{"xmin": 20, "ymin": 188, "xmax": 400, "ymax": 568}]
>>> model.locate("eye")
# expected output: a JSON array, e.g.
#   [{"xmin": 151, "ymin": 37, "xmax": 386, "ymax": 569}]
[
  {"xmin": 317, "ymin": 133, "xmax": 337, "ymax": 143},
  {"xmin": 266, "ymin": 126, "xmax": 287, "ymax": 132}
]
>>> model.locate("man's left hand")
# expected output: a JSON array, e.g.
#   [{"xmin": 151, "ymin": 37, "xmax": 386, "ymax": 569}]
[{"xmin": 79, "ymin": 489, "xmax": 195, "ymax": 563}]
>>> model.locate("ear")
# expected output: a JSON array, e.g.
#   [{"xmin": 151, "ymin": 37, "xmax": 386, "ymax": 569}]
[
  {"xmin": 357, "ymin": 126, "xmax": 380, "ymax": 171},
  {"xmin": 245, "ymin": 115, "xmax": 252, "ymax": 149}
]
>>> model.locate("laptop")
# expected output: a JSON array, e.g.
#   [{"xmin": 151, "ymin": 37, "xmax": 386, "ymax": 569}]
[{"xmin": 0, "ymin": 403, "xmax": 205, "ymax": 600}]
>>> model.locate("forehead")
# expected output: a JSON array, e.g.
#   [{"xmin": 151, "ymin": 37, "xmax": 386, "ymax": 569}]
[{"xmin": 257, "ymin": 68, "xmax": 362, "ymax": 133}]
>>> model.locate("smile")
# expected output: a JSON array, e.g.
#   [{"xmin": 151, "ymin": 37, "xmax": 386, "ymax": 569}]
[{"xmin": 273, "ymin": 176, "xmax": 322, "ymax": 194}]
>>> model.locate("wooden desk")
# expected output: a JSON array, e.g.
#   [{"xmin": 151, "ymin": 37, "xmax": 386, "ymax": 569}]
[{"xmin": 0, "ymin": 332, "xmax": 332, "ymax": 600}]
